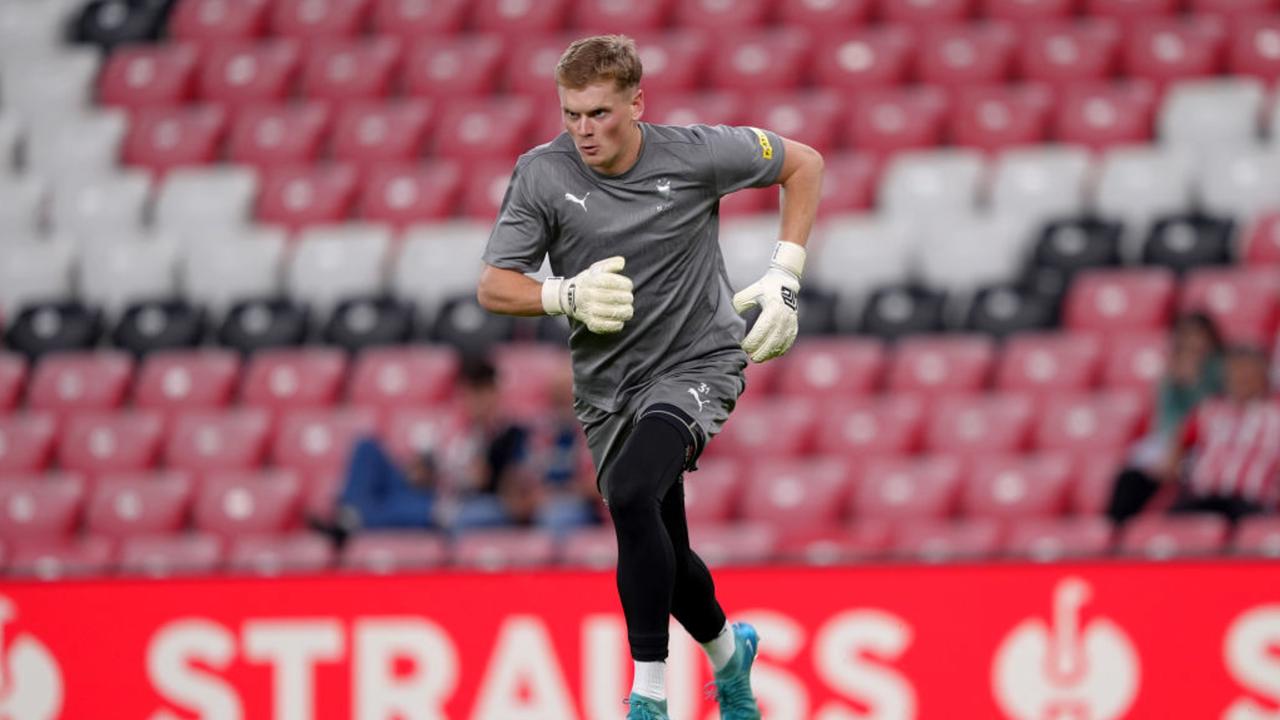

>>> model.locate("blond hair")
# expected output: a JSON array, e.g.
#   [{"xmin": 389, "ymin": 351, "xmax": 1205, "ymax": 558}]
[{"xmin": 555, "ymin": 34, "xmax": 643, "ymax": 91}]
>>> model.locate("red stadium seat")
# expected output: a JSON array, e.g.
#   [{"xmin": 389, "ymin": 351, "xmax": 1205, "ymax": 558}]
[
  {"xmin": 227, "ymin": 101, "xmax": 332, "ymax": 169},
  {"xmin": 1035, "ymin": 391, "xmax": 1146, "ymax": 452},
  {"xmin": 272, "ymin": 406, "xmax": 379, "ymax": 475},
  {"xmin": 118, "ymin": 533, "xmax": 223, "ymax": 577},
  {"xmin": 560, "ymin": 527, "xmax": 618, "ymax": 569},
  {"xmin": 812, "ymin": 26, "xmax": 915, "ymax": 93},
  {"xmin": 453, "ymin": 529, "xmax": 557, "ymax": 570},
  {"xmin": 0, "ymin": 475, "xmax": 85, "ymax": 543},
  {"xmin": 1119, "ymin": 514, "xmax": 1229, "ymax": 558},
  {"xmin": 1244, "ymin": 212, "xmax": 1280, "ymax": 266},
  {"xmin": 402, "ymin": 35, "xmax": 507, "ymax": 99},
  {"xmin": 852, "ymin": 455, "xmax": 964, "ymax": 521},
  {"xmin": 58, "ymin": 411, "xmax": 165, "ymax": 478},
  {"xmin": 195, "ymin": 469, "xmax": 303, "ymax": 538},
  {"xmin": 1072, "ymin": 449, "xmax": 1125, "ymax": 514},
  {"xmin": 0, "ymin": 414, "xmax": 57, "ymax": 474},
  {"xmin": 302, "ymin": 37, "xmax": 403, "ymax": 101},
  {"xmin": 984, "ymin": 0, "xmax": 1076, "ymax": 23},
  {"xmin": 124, "ymin": 105, "xmax": 229, "ymax": 176},
  {"xmin": 689, "ymin": 523, "xmax": 779, "ymax": 566},
  {"xmin": 891, "ymin": 518, "xmax": 1002, "ymax": 561},
  {"xmin": 133, "ymin": 349, "xmax": 241, "ymax": 413},
  {"xmin": 882, "ymin": 0, "xmax": 975, "ymax": 25},
  {"xmin": 925, "ymin": 392, "xmax": 1036, "ymax": 455},
  {"xmin": 711, "ymin": 398, "xmax": 818, "ymax": 460},
  {"xmin": 165, "ymin": 408, "xmax": 273, "ymax": 478},
  {"xmin": 270, "ymin": 0, "xmax": 372, "ymax": 40},
  {"xmin": 815, "ymin": 395, "xmax": 926, "ymax": 458},
  {"xmin": 1180, "ymin": 267, "xmax": 1280, "ymax": 345},
  {"xmin": 888, "ymin": 335, "xmax": 996, "ymax": 395},
  {"xmin": 683, "ymin": 458, "xmax": 741, "ymax": 526},
  {"xmin": 492, "ymin": 343, "xmax": 571, "ymax": 416},
  {"xmin": 845, "ymin": 85, "xmax": 950, "ymax": 156},
  {"xmin": 1192, "ymin": 0, "xmax": 1279, "ymax": 18},
  {"xmin": 776, "ymin": 337, "xmax": 886, "ymax": 399},
  {"xmin": 0, "ymin": 354, "xmax": 25, "ymax": 411},
  {"xmin": 9, "ymin": 537, "xmax": 114, "ymax": 580},
  {"xmin": 228, "ymin": 533, "xmax": 334, "ymax": 575},
  {"xmin": 342, "ymin": 531, "xmax": 448, "ymax": 572},
  {"xmin": 241, "ymin": 348, "xmax": 348, "ymax": 410},
  {"xmin": 371, "ymin": 0, "xmax": 467, "ymax": 38},
  {"xmin": 1064, "ymin": 268, "xmax": 1177, "ymax": 333},
  {"xmin": 1086, "ymin": 0, "xmax": 1180, "ymax": 22},
  {"xmin": 917, "ymin": 22, "xmax": 1017, "ymax": 87},
  {"xmin": 817, "ymin": 153, "xmax": 881, "ymax": 214},
  {"xmin": 1228, "ymin": 14, "xmax": 1280, "ymax": 79},
  {"xmin": 199, "ymin": 39, "xmax": 302, "ymax": 109},
  {"xmin": 1019, "ymin": 19, "xmax": 1122, "ymax": 87},
  {"xmin": 256, "ymin": 163, "xmax": 360, "ymax": 229},
  {"xmin": 432, "ymin": 97, "xmax": 535, "ymax": 161},
  {"xmin": 1005, "ymin": 516, "xmax": 1113, "ymax": 560},
  {"xmin": 743, "ymin": 90, "xmax": 844, "ymax": 155},
  {"xmin": 1100, "ymin": 331, "xmax": 1168, "ymax": 390},
  {"xmin": 707, "ymin": 29, "xmax": 811, "ymax": 93},
  {"xmin": 99, "ymin": 44, "xmax": 201, "ymax": 110},
  {"xmin": 505, "ymin": 33, "xmax": 577, "ymax": 98},
  {"xmin": 776, "ymin": 522, "xmax": 893, "ymax": 564},
  {"xmin": 1233, "ymin": 516, "xmax": 1280, "ymax": 557},
  {"xmin": 740, "ymin": 356, "xmax": 784, "ymax": 400},
  {"xmin": 460, "ymin": 159, "xmax": 518, "ymax": 220},
  {"xmin": 169, "ymin": 0, "xmax": 272, "ymax": 46},
  {"xmin": 331, "ymin": 99, "xmax": 434, "ymax": 170},
  {"xmin": 1053, "ymin": 79, "xmax": 1157, "ymax": 149},
  {"xmin": 574, "ymin": 0, "xmax": 673, "ymax": 33},
  {"xmin": 962, "ymin": 452, "xmax": 1074, "ymax": 519},
  {"xmin": 473, "ymin": 0, "xmax": 569, "ymax": 35},
  {"xmin": 347, "ymin": 346, "xmax": 459, "ymax": 409},
  {"xmin": 673, "ymin": 0, "xmax": 771, "ymax": 29},
  {"xmin": 26, "ymin": 351, "xmax": 133, "ymax": 416},
  {"xmin": 382, "ymin": 407, "xmax": 465, "ymax": 467},
  {"xmin": 630, "ymin": 31, "xmax": 712, "ymax": 94},
  {"xmin": 86, "ymin": 471, "xmax": 194, "ymax": 540},
  {"xmin": 776, "ymin": 0, "xmax": 873, "ymax": 30},
  {"xmin": 358, "ymin": 161, "xmax": 464, "ymax": 227},
  {"xmin": 740, "ymin": 457, "xmax": 853, "ymax": 537},
  {"xmin": 996, "ymin": 332, "xmax": 1104, "ymax": 396},
  {"xmin": 1123, "ymin": 16, "xmax": 1227, "ymax": 87},
  {"xmin": 951, "ymin": 83, "xmax": 1054, "ymax": 152},
  {"xmin": 644, "ymin": 91, "xmax": 746, "ymax": 127}
]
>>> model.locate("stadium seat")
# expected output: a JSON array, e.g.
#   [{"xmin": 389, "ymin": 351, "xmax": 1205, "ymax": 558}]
[
  {"xmin": 331, "ymin": 99, "xmax": 434, "ymax": 170},
  {"xmin": 742, "ymin": 90, "xmax": 844, "ymax": 155},
  {"xmin": 491, "ymin": 342, "xmax": 571, "ymax": 415},
  {"xmin": 453, "ymin": 529, "xmax": 558, "ymax": 570},
  {"xmin": 401, "ymin": 34, "xmax": 506, "ymax": 99},
  {"xmin": 776, "ymin": 0, "xmax": 873, "ymax": 31},
  {"xmin": 1076, "ymin": 449, "xmax": 1133, "ymax": 513},
  {"xmin": 98, "ymin": 43, "xmax": 201, "ymax": 110},
  {"xmin": 858, "ymin": 283, "xmax": 948, "ymax": 338},
  {"xmin": 271, "ymin": 0, "xmax": 372, "ymax": 40},
  {"xmin": 133, "ymin": 349, "xmax": 241, "ymax": 413},
  {"xmin": 990, "ymin": 146, "xmax": 1092, "ymax": 224},
  {"xmin": 560, "ymin": 527, "xmax": 618, "ymax": 569},
  {"xmin": 26, "ymin": 351, "xmax": 133, "ymax": 415},
  {"xmin": 165, "ymin": 408, "xmax": 274, "ymax": 478},
  {"xmin": 962, "ymin": 452, "xmax": 1074, "ymax": 519},
  {"xmin": 916, "ymin": 214, "xmax": 1034, "ymax": 294},
  {"xmin": 711, "ymin": 397, "xmax": 818, "ymax": 460},
  {"xmin": 924, "ymin": 392, "xmax": 1036, "ymax": 455},
  {"xmin": 682, "ymin": 458, "xmax": 741, "ymax": 526},
  {"xmin": 78, "ymin": 240, "xmax": 180, "ymax": 319},
  {"xmin": 227, "ymin": 101, "xmax": 332, "ymax": 168},
  {"xmin": 574, "ymin": 0, "xmax": 672, "ymax": 33},
  {"xmin": 58, "ymin": 410, "xmax": 165, "ymax": 478},
  {"xmin": 814, "ymin": 394, "xmax": 927, "ymax": 458},
  {"xmin": 86, "ymin": 471, "xmax": 195, "ymax": 540},
  {"xmin": 1244, "ymin": 212, "xmax": 1280, "ymax": 266},
  {"xmin": 348, "ymin": 346, "xmax": 458, "ymax": 410},
  {"xmin": 393, "ymin": 222, "xmax": 490, "ymax": 315},
  {"xmin": 228, "ymin": 533, "xmax": 335, "ymax": 575},
  {"xmin": 123, "ymin": 105, "xmax": 229, "ymax": 176},
  {"xmin": 70, "ymin": 0, "xmax": 171, "ymax": 49},
  {"xmin": 302, "ymin": 36, "xmax": 402, "ymax": 101},
  {"xmin": 428, "ymin": 294, "xmax": 517, "ymax": 357},
  {"xmin": 287, "ymin": 224, "xmax": 392, "ymax": 313},
  {"xmin": 322, "ymin": 296, "xmax": 416, "ymax": 352},
  {"xmin": 1123, "ymin": 16, "xmax": 1226, "ymax": 87},
  {"xmin": 1142, "ymin": 214, "xmax": 1233, "ymax": 273},
  {"xmin": 0, "ymin": 475, "xmax": 85, "ymax": 543},
  {"xmin": 845, "ymin": 85, "xmax": 949, "ymax": 156},
  {"xmin": 984, "ymin": 0, "xmax": 1075, "ymax": 23},
  {"xmin": 272, "ymin": 406, "xmax": 379, "ymax": 475},
  {"xmin": 169, "ymin": 0, "xmax": 272, "ymax": 46},
  {"xmin": 1196, "ymin": 147, "xmax": 1280, "ymax": 223},
  {"xmin": 341, "ymin": 531, "xmax": 448, "ymax": 572},
  {"xmin": 1085, "ymin": 0, "xmax": 1179, "ymax": 22},
  {"xmin": 673, "ymin": 0, "xmax": 771, "ymax": 29},
  {"xmin": 0, "ymin": 112, "xmax": 17, "ymax": 170},
  {"xmin": 381, "ymin": 405, "xmax": 466, "ymax": 467},
  {"xmin": 952, "ymin": 83, "xmax": 1054, "ymax": 153},
  {"xmin": 776, "ymin": 522, "xmax": 893, "ymax": 565},
  {"xmin": 181, "ymin": 230, "xmax": 287, "ymax": 318},
  {"xmin": 918, "ymin": 22, "xmax": 1018, "ymax": 87},
  {"xmin": 0, "ymin": 49, "xmax": 99, "ymax": 119},
  {"xmin": 852, "ymin": 455, "xmax": 964, "ymax": 521},
  {"xmin": 194, "ymin": 468, "xmax": 304, "ymax": 538},
  {"xmin": 707, "ymin": 29, "xmax": 810, "ymax": 92},
  {"xmin": 739, "ymin": 457, "xmax": 853, "ymax": 537},
  {"xmin": 965, "ymin": 282, "xmax": 1061, "ymax": 337},
  {"xmin": 257, "ymin": 163, "xmax": 360, "ymax": 229},
  {"xmin": 0, "ymin": 355, "xmax": 25, "ymax": 412},
  {"xmin": 111, "ymin": 299, "xmax": 209, "ymax": 357},
  {"xmin": 217, "ymin": 297, "xmax": 312, "ymax": 353},
  {"xmin": 996, "ymin": 332, "xmax": 1104, "ymax": 395},
  {"xmin": 1233, "ymin": 516, "xmax": 1280, "ymax": 557},
  {"xmin": 1159, "ymin": 78, "xmax": 1265, "ymax": 153},
  {"xmin": 643, "ymin": 90, "xmax": 746, "ymax": 127},
  {"xmin": 1053, "ymin": 80, "xmax": 1158, "ymax": 150},
  {"xmin": 505, "ymin": 33, "xmax": 578, "ymax": 97},
  {"xmin": 0, "ymin": 241, "xmax": 75, "ymax": 320},
  {"xmin": 1180, "ymin": 267, "xmax": 1280, "ymax": 345},
  {"xmin": 1119, "ymin": 514, "xmax": 1229, "ymax": 559},
  {"xmin": 1228, "ymin": 14, "xmax": 1280, "ymax": 78},
  {"xmin": 882, "ymin": 0, "xmax": 974, "ymax": 25},
  {"xmin": 0, "ymin": 175, "xmax": 46, "ymax": 236},
  {"xmin": 891, "ymin": 518, "xmax": 1003, "ymax": 562},
  {"xmin": 459, "ymin": 159, "xmax": 517, "ymax": 220},
  {"xmin": 118, "ymin": 533, "xmax": 224, "ymax": 578},
  {"xmin": 689, "ymin": 523, "xmax": 778, "ymax": 566},
  {"xmin": 1100, "ymin": 330, "xmax": 1168, "ymax": 390},
  {"xmin": 155, "ymin": 167, "xmax": 261, "ymax": 233},
  {"xmin": 3, "ymin": 302, "xmax": 105, "ymax": 360},
  {"xmin": 0, "ymin": 0, "xmax": 87, "ymax": 53},
  {"xmin": 776, "ymin": 338, "xmax": 886, "ymax": 399},
  {"xmin": 888, "ymin": 335, "xmax": 995, "ymax": 395},
  {"xmin": 1093, "ymin": 146, "xmax": 1192, "ymax": 256},
  {"xmin": 51, "ymin": 171, "xmax": 153, "ymax": 239},
  {"xmin": 880, "ymin": 149, "xmax": 986, "ymax": 220},
  {"xmin": 1005, "ymin": 516, "xmax": 1113, "ymax": 561},
  {"xmin": 472, "ymin": 0, "xmax": 569, "ymax": 34},
  {"xmin": 432, "ymin": 97, "xmax": 536, "ymax": 161},
  {"xmin": 240, "ymin": 348, "xmax": 348, "ymax": 410},
  {"xmin": 9, "ymin": 536, "xmax": 114, "ymax": 580},
  {"xmin": 199, "ymin": 39, "xmax": 302, "ymax": 109},
  {"xmin": 358, "ymin": 161, "xmax": 463, "ymax": 227},
  {"xmin": 1019, "ymin": 19, "xmax": 1121, "ymax": 87},
  {"xmin": 814, "ymin": 153, "xmax": 880, "ymax": 214},
  {"xmin": 1064, "ymin": 268, "xmax": 1176, "ymax": 333},
  {"xmin": 1034, "ymin": 390, "xmax": 1146, "ymax": 452},
  {"xmin": 628, "ymin": 30, "xmax": 712, "ymax": 93},
  {"xmin": 1028, "ymin": 218, "xmax": 1124, "ymax": 297}
]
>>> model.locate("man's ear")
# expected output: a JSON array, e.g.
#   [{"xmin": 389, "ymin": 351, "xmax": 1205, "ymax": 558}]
[{"xmin": 632, "ymin": 87, "xmax": 644, "ymax": 122}]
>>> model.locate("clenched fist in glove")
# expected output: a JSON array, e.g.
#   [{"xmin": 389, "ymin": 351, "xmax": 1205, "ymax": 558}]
[
  {"xmin": 542, "ymin": 256, "xmax": 635, "ymax": 334},
  {"xmin": 732, "ymin": 241, "xmax": 806, "ymax": 363}
]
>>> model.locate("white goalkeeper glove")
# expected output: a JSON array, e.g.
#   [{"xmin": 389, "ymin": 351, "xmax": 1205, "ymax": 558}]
[
  {"xmin": 542, "ymin": 255, "xmax": 634, "ymax": 334},
  {"xmin": 732, "ymin": 241, "xmax": 806, "ymax": 363}
]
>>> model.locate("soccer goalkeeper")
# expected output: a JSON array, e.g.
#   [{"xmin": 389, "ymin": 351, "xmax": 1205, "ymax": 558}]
[{"xmin": 477, "ymin": 34, "xmax": 824, "ymax": 720}]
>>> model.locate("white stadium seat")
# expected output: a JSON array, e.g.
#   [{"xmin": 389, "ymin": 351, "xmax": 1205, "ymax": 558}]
[
  {"xmin": 1159, "ymin": 78, "xmax": 1266, "ymax": 153},
  {"xmin": 721, "ymin": 215, "xmax": 782, "ymax": 292},
  {"xmin": 0, "ymin": 175, "xmax": 47, "ymax": 236},
  {"xmin": 79, "ymin": 239, "xmax": 179, "ymax": 316},
  {"xmin": 155, "ymin": 167, "xmax": 260, "ymax": 234},
  {"xmin": 1093, "ymin": 146, "xmax": 1194, "ymax": 259},
  {"xmin": 917, "ymin": 213, "xmax": 1033, "ymax": 293},
  {"xmin": 393, "ymin": 222, "xmax": 490, "ymax": 313},
  {"xmin": 809, "ymin": 213, "xmax": 916, "ymax": 293},
  {"xmin": 0, "ymin": 49, "xmax": 100, "ymax": 119},
  {"xmin": 51, "ymin": 171, "xmax": 153, "ymax": 239},
  {"xmin": 0, "ymin": 240, "xmax": 75, "ymax": 314},
  {"xmin": 1196, "ymin": 146, "xmax": 1280, "ymax": 223},
  {"xmin": 0, "ymin": 112, "xmax": 20, "ymax": 173},
  {"xmin": 880, "ymin": 149, "xmax": 986, "ymax": 221},
  {"xmin": 990, "ymin": 146, "xmax": 1092, "ymax": 225},
  {"xmin": 288, "ymin": 224, "xmax": 392, "ymax": 313},
  {"xmin": 0, "ymin": 1, "xmax": 82, "ymax": 59},
  {"xmin": 182, "ymin": 229, "xmax": 288, "ymax": 317},
  {"xmin": 25, "ymin": 110, "xmax": 128, "ymax": 182}
]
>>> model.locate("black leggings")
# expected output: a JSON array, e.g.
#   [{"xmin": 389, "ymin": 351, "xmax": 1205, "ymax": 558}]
[
  {"xmin": 1107, "ymin": 467, "xmax": 1265, "ymax": 525},
  {"xmin": 604, "ymin": 409, "xmax": 727, "ymax": 662}
]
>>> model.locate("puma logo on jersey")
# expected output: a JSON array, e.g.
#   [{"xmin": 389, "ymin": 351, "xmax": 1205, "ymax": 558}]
[
  {"xmin": 687, "ymin": 384, "xmax": 710, "ymax": 413},
  {"xmin": 564, "ymin": 191, "xmax": 590, "ymax": 212}
]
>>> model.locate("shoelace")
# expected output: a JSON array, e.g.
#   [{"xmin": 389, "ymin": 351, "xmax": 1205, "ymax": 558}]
[
  {"xmin": 622, "ymin": 697, "xmax": 662, "ymax": 720},
  {"xmin": 705, "ymin": 672, "xmax": 755, "ymax": 710}
]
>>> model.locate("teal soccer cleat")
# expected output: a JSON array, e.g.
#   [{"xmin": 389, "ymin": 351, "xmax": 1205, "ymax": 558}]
[
  {"xmin": 708, "ymin": 622, "xmax": 762, "ymax": 719},
  {"xmin": 625, "ymin": 693, "xmax": 670, "ymax": 719}
]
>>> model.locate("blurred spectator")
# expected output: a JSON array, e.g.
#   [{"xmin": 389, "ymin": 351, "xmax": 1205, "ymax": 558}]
[{"xmin": 1110, "ymin": 344, "xmax": 1279, "ymax": 524}]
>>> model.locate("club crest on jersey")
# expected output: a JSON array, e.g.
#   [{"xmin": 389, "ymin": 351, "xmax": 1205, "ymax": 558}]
[{"xmin": 654, "ymin": 178, "xmax": 674, "ymax": 213}]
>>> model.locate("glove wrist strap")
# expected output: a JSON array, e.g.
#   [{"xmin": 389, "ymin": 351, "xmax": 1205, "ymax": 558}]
[
  {"xmin": 771, "ymin": 241, "xmax": 807, "ymax": 281},
  {"xmin": 542, "ymin": 277, "xmax": 566, "ymax": 316}
]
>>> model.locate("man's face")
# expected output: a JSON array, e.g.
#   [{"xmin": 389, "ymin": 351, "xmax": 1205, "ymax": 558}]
[
  {"xmin": 558, "ymin": 81, "xmax": 643, "ymax": 175},
  {"xmin": 1226, "ymin": 354, "xmax": 1269, "ymax": 402}
]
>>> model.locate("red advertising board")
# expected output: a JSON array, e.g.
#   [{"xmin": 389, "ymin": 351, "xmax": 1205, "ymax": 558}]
[{"xmin": 0, "ymin": 560, "xmax": 1277, "ymax": 719}]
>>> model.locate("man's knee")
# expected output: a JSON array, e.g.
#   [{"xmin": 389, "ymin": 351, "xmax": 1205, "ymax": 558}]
[{"xmin": 602, "ymin": 408, "xmax": 696, "ymax": 520}]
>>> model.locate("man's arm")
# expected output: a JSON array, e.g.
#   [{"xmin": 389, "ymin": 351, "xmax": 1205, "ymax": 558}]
[
  {"xmin": 477, "ymin": 265, "xmax": 545, "ymax": 317},
  {"xmin": 478, "ymin": 259, "xmax": 635, "ymax": 333},
  {"xmin": 775, "ymin": 137, "xmax": 824, "ymax": 249}
]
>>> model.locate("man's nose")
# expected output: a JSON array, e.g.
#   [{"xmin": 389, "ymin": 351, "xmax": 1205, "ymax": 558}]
[{"xmin": 576, "ymin": 117, "xmax": 592, "ymax": 136}]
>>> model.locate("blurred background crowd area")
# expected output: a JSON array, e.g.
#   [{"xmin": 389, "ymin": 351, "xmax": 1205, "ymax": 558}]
[{"xmin": 1, "ymin": 0, "xmax": 1280, "ymax": 579}]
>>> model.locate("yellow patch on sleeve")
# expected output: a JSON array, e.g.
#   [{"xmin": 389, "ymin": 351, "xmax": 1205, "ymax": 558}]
[{"xmin": 750, "ymin": 127, "xmax": 773, "ymax": 160}]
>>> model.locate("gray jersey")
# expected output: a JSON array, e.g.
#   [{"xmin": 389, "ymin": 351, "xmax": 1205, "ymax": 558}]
[{"xmin": 483, "ymin": 122, "xmax": 786, "ymax": 413}]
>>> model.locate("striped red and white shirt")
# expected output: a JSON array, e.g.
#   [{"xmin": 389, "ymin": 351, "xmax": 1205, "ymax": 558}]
[{"xmin": 1181, "ymin": 398, "xmax": 1280, "ymax": 507}]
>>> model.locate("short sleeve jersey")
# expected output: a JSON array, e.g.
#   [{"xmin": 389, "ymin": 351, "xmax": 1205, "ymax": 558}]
[{"xmin": 483, "ymin": 123, "xmax": 785, "ymax": 413}]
